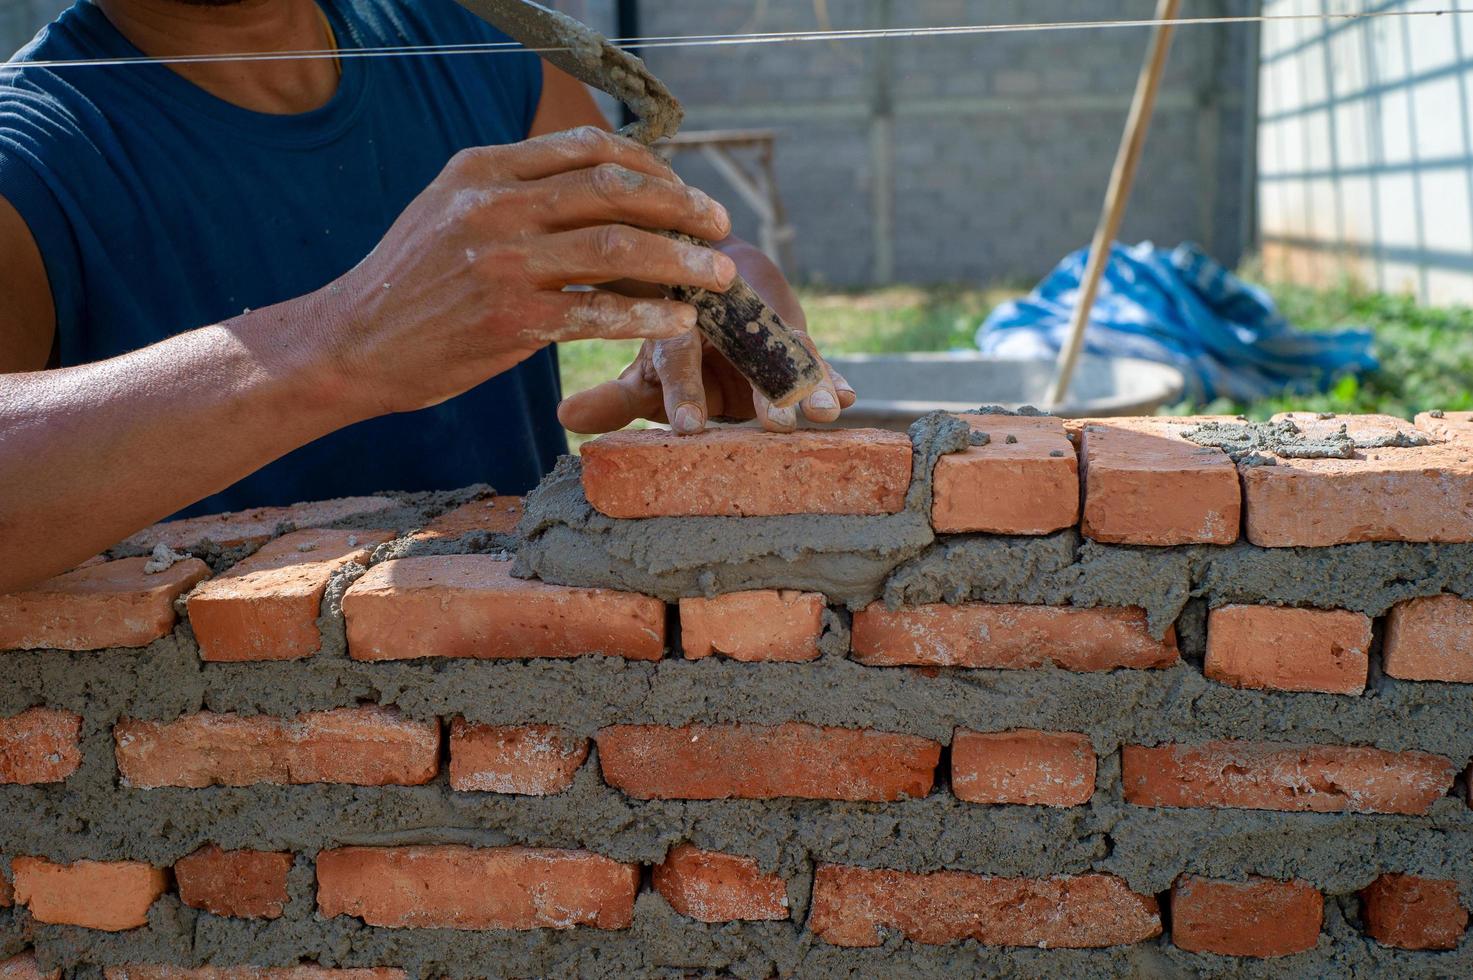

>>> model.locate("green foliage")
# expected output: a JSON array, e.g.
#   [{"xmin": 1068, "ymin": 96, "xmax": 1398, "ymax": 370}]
[{"xmin": 1173, "ymin": 284, "xmax": 1473, "ymax": 420}]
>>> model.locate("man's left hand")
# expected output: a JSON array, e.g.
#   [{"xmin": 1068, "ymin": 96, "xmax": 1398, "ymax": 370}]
[{"xmin": 557, "ymin": 239, "xmax": 856, "ymax": 434}]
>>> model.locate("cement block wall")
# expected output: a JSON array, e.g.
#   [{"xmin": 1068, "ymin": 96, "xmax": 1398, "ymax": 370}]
[
  {"xmin": 1258, "ymin": 0, "xmax": 1473, "ymax": 305},
  {"xmin": 637, "ymin": 0, "xmax": 1260, "ymax": 286},
  {"xmin": 3, "ymin": 411, "xmax": 1473, "ymax": 976}
]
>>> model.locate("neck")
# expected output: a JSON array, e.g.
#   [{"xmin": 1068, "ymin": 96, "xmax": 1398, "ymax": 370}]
[{"xmin": 97, "ymin": 0, "xmax": 340, "ymax": 114}]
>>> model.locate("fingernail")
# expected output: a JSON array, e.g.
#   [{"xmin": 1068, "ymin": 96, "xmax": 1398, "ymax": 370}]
[
  {"xmin": 809, "ymin": 389, "xmax": 838, "ymax": 411},
  {"xmin": 769, "ymin": 404, "xmax": 797, "ymax": 428},
  {"xmin": 674, "ymin": 403, "xmax": 704, "ymax": 434},
  {"xmin": 712, "ymin": 253, "xmax": 737, "ymax": 287}
]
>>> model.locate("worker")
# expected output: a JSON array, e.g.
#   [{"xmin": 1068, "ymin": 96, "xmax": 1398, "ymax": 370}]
[{"xmin": 0, "ymin": 0, "xmax": 853, "ymax": 593}]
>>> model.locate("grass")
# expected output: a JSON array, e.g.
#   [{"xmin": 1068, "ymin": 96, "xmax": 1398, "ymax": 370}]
[{"xmin": 556, "ymin": 279, "xmax": 1473, "ymax": 443}]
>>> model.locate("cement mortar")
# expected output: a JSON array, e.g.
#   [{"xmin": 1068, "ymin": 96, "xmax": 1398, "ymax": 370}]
[{"xmin": 18, "ymin": 889, "xmax": 1472, "ymax": 980}]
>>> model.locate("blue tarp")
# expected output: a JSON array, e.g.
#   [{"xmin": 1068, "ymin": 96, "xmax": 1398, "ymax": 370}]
[{"xmin": 975, "ymin": 241, "xmax": 1378, "ymax": 403}]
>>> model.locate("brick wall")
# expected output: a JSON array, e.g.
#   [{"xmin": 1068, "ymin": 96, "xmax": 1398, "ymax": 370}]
[{"xmin": 2, "ymin": 410, "xmax": 1473, "ymax": 973}]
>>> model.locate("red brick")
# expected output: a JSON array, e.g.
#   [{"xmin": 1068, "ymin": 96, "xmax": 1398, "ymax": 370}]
[
  {"xmin": 122, "ymin": 496, "xmax": 395, "ymax": 552},
  {"xmin": 105, "ymin": 970, "xmax": 404, "ymax": 980},
  {"xmin": 951, "ymin": 729, "xmax": 1096, "ymax": 806},
  {"xmin": 809, "ymin": 865, "xmax": 1161, "ymax": 948},
  {"xmin": 851, "ymin": 603, "xmax": 1177, "ymax": 671},
  {"xmin": 174, "ymin": 844, "xmax": 291, "ymax": 919},
  {"xmin": 596, "ymin": 723, "xmax": 940, "ymax": 801},
  {"xmin": 412, "ymin": 496, "xmax": 523, "ymax": 541},
  {"xmin": 0, "ymin": 557, "xmax": 209, "ymax": 651},
  {"xmin": 342, "ymin": 557, "xmax": 664, "ymax": 662},
  {"xmin": 1415, "ymin": 409, "xmax": 1473, "ymax": 443},
  {"xmin": 448, "ymin": 720, "xmax": 588, "ymax": 795},
  {"xmin": 316, "ymin": 845, "xmax": 638, "ymax": 930},
  {"xmin": 1360, "ymin": 873, "xmax": 1469, "ymax": 950},
  {"xmin": 1205, "ymin": 605, "xmax": 1371, "ymax": 695},
  {"xmin": 1171, "ymin": 876, "xmax": 1323, "ymax": 957},
  {"xmin": 1385, "ymin": 594, "xmax": 1473, "ymax": 682},
  {"xmin": 1122, "ymin": 741, "xmax": 1455, "ymax": 815},
  {"xmin": 12, "ymin": 856, "xmax": 166, "ymax": 931},
  {"xmin": 1076, "ymin": 417, "xmax": 1240, "ymax": 545},
  {"xmin": 932, "ymin": 415, "xmax": 1079, "ymax": 534},
  {"xmin": 580, "ymin": 428, "xmax": 913, "ymax": 518},
  {"xmin": 188, "ymin": 529, "xmax": 394, "ymax": 662},
  {"xmin": 679, "ymin": 590, "xmax": 825, "ymax": 662},
  {"xmin": 0, "ymin": 954, "xmax": 58, "ymax": 980},
  {"xmin": 0, "ymin": 708, "xmax": 81, "ymax": 784},
  {"xmin": 0, "ymin": 869, "xmax": 10, "ymax": 906},
  {"xmin": 653, "ymin": 844, "xmax": 789, "ymax": 922},
  {"xmin": 1244, "ymin": 413, "xmax": 1473, "ymax": 546},
  {"xmin": 115, "ymin": 707, "xmax": 439, "ymax": 788}
]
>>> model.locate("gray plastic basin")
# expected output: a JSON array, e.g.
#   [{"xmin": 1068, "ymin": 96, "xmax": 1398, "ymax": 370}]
[{"xmin": 823, "ymin": 353, "xmax": 1185, "ymax": 429}]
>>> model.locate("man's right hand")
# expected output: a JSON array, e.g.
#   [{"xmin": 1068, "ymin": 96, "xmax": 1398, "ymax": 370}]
[{"xmin": 312, "ymin": 125, "xmax": 736, "ymax": 418}]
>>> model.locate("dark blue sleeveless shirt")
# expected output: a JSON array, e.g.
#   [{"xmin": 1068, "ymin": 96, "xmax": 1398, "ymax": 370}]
[{"xmin": 0, "ymin": 0, "xmax": 567, "ymax": 514}]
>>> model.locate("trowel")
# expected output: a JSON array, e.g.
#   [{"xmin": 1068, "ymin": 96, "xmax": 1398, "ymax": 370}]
[{"xmin": 452, "ymin": 0, "xmax": 826, "ymax": 410}]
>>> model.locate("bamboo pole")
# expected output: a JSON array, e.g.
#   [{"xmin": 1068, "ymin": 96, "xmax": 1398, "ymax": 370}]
[{"xmin": 1045, "ymin": 0, "xmax": 1183, "ymax": 409}]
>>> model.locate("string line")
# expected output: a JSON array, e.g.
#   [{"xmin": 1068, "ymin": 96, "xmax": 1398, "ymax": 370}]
[{"xmin": 2, "ymin": 7, "xmax": 1466, "ymax": 72}]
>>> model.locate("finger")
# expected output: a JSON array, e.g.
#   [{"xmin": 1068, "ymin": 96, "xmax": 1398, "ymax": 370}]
[
  {"xmin": 558, "ymin": 359, "xmax": 665, "ymax": 434},
  {"xmin": 548, "ymin": 290, "xmax": 697, "ymax": 343},
  {"xmin": 493, "ymin": 126, "xmax": 678, "ymax": 182},
  {"xmin": 650, "ymin": 328, "xmax": 708, "ymax": 435},
  {"xmin": 828, "ymin": 365, "xmax": 858, "ymax": 408},
  {"xmin": 754, "ymin": 389, "xmax": 798, "ymax": 434},
  {"xmin": 528, "ymin": 165, "xmax": 731, "ymax": 241},
  {"xmin": 793, "ymin": 332, "xmax": 843, "ymax": 424},
  {"xmin": 528, "ymin": 226, "xmax": 736, "ymax": 292}
]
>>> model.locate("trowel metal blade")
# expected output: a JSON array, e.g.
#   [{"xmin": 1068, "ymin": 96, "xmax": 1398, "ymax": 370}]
[{"xmin": 451, "ymin": 0, "xmax": 683, "ymax": 143}]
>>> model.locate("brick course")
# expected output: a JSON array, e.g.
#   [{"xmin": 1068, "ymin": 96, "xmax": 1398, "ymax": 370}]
[
  {"xmin": 596, "ymin": 723, "xmax": 940, "ymax": 801},
  {"xmin": 343, "ymin": 557, "xmax": 664, "ymax": 662},
  {"xmin": 808, "ymin": 866, "xmax": 1161, "ymax": 948},
  {"xmin": 115, "ymin": 707, "xmax": 439, "ymax": 788},
  {"xmin": 852, "ymin": 603, "xmax": 1177, "ymax": 671},
  {"xmin": 316, "ymin": 845, "xmax": 639, "ymax": 930},
  {"xmin": 580, "ymin": 428, "xmax": 913, "ymax": 518}
]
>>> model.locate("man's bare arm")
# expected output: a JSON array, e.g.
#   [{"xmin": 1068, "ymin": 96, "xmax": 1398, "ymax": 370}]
[{"xmin": 0, "ymin": 127, "xmax": 735, "ymax": 592}]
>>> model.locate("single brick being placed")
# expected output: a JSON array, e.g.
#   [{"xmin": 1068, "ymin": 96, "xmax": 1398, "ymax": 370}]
[
  {"xmin": 851, "ymin": 603, "xmax": 1177, "ymax": 671},
  {"xmin": 580, "ymin": 427, "xmax": 913, "ymax": 518},
  {"xmin": 652, "ymin": 843, "xmax": 789, "ymax": 923},
  {"xmin": 188, "ymin": 529, "xmax": 395, "ymax": 662},
  {"xmin": 595, "ymin": 723, "xmax": 940, "ymax": 801},
  {"xmin": 123, "ymin": 496, "xmax": 395, "ymax": 552},
  {"xmin": 1171, "ymin": 876, "xmax": 1323, "ymax": 957},
  {"xmin": 951, "ymin": 729, "xmax": 1096, "ymax": 806},
  {"xmin": 0, "ymin": 707, "xmax": 81, "ymax": 784},
  {"xmin": 1122, "ymin": 740, "xmax": 1455, "ymax": 815},
  {"xmin": 410, "ymin": 495, "xmax": 523, "ymax": 541},
  {"xmin": 1243, "ymin": 413, "xmax": 1473, "ymax": 547},
  {"xmin": 11, "ymin": 856, "xmax": 166, "ymax": 932},
  {"xmin": 0, "ymin": 953, "xmax": 58, "ymax": 980},
  {"xmin": 1384, "ymin": 594, "xmax": 1473, "ymax": 683},
  {"xmin": 115, "ymin": 707, "xmax": 439, "ymax": 788},
  {"xmin": 342, "ymin": 557, "xmax": 664, "ymax": 662},
  {"xmin": 316, "ymin": 845, "xmax": 638, "ymax": 930},
  {"xmin": 1205, "ymin": 605, "xmax": 1372, "ymax": 695},
  {"xmin": 105, "ymin": 969, "xmax": 405, "ymax": 980},
  {"xmin": 448, "ymin": 721, "xmax": 588, "ymax": 795},
  {"xmin": 1360, "ymin": 873, "xmax": 1469, "ymax": 951},
  {"xmin": 808, "ymin": 866, "xmax": 1161, "ymax": 948},
  {"xmin": 679, "ymin": 590, "xmax": 825, "ymax": 662},
  {"xmin": 174, "ymin": 844, "xmax": 292, "ymax": 919},
  {"xmin": 1075, "ymin": 417, "xmax": 1240, "ymax": 545},
  {"xmin": 931, "ymin": 415, "xmax": 1079, "ymax": 534},
  {"xmin": 0, "ymin": 556, "xmax": 209, "ymax": 652}
]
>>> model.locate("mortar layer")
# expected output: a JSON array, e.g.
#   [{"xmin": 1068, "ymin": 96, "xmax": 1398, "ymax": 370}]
[{"xmin": 15, "ymin": 890, "xmax": 1472, "ymax": 980}]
